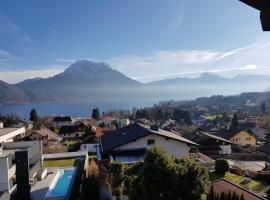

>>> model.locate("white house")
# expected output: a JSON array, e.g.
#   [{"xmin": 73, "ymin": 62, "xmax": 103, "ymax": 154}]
[
  {"xmin": 100, "ymin": 123, "xmax": 198, "ymax": 163},
  {"xmin": 0, "ymin": 127, "xmax": 26, "ymax": 144}
]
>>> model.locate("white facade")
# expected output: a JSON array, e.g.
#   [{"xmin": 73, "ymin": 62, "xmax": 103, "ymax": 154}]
[
  {"xmin": 80, "ymin": 143, "xmax": 99, "ymax": 153},
  {"xmin": 219, "ymin": 145, "xmax": 232, "ymax": 155},
  {"xmin": 0, "ymin": 122, "xmax": 3, "ymax": 129},
  {"xmin": 0, "ymin": 127, "xmax": 26, "ymax": 144},
  {"xmin": 0, "ymin": 153, "xmax": 17, "ymax": 193},
  {"xmin": 114, "ymin": 134, "xmax": 190, "ymax": 158}
]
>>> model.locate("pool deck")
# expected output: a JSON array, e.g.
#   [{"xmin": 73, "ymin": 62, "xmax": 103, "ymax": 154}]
[{"xmin": 31, "ymin": 169, "xmax": 57, "ymax": 200}]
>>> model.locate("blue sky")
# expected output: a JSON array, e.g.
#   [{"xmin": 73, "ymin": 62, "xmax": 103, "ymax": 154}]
[{"xmin": 0, "ymin": 0, "xmax": 270, "ymax": 83}]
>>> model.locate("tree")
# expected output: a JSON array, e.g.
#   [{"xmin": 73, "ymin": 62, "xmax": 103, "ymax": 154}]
[
  {"xmin": 230, "ymin": 113, "xmax": 239, "ymax": 130},
  {"xmin": 172, "ymin": 109, "xmax": 192, "ymax": 125},
  {"xmin": 30, "ymin": 108, "xmax": 38, "ymax": 122},
  {"xmin": 155, "ymin": 108, "xmax": 164, "ymax": 121},
  {"xmin": 215, "ymin": 158, "xmax": 229, "ymax": 174},
  {"xmin": 110, "ymin": 162, "xmax": 125, "ymax": 200},
  {"xmin": 128, "ymin": 146, "xmax": 209, "ymax": 200},
  {"xmin": 261, "ymin": 102, "xmax": 266, "ymax": 114},
  {"xmin": 92, "ymin": 108, "xmax": 100, "ymax": 120}
]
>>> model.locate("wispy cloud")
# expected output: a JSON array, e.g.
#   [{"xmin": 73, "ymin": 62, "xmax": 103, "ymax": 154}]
[
  {"xmin": 169, "ymin": 0, "xmax": 187, "ymax": 31},
  {"xmin": 107, "ymin": 41, "xmax": 270, "ymax": 82},
  {"xmin": 131, "ymin": 65, "xmax": 266, "ymax": 80},
  {"xmin": 0, "ymin": 12, "xmax": 35, "ymax": 43}
]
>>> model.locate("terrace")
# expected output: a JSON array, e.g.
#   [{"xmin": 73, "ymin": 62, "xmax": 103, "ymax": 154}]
[{"xmin": 31, "ymin": 151, "xmax": 88, "ymax": 200}]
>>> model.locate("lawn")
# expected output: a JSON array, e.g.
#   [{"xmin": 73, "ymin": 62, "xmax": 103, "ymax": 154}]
[
  {"xmin": 43, "ymin": 158, "xmax": 76, "ymax": 168},
  {"xmin": 64, "ymin": 140, "xmax": 78, "ymax": 146},
  {"xmin": 206, "ymin": 115, "xmax": 222, "ymax": 121},
  {"xmin": 209, "ymin": 172, "xmax": 269, "ymax": 197}
]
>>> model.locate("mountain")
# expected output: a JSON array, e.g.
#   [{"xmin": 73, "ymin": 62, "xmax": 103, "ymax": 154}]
[
  {"xmin": 1, "ymin": 60, "xmax": 270, "ymax": 105},
  {"xmin": 0, "ymin": 80, "xmax": 29, "ymax": 105},
  {"xmin": 16, "ymin": 60, "xmax": 142, "ymax": 103},
  {"xmin": 148, "ymin": 72, "xmax": 270, "ymax": 85}
]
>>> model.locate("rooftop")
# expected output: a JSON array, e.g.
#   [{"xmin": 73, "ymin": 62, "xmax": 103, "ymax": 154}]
[
  {"xmin": 101, "ymin": 123, "xmax": 198, "ymax": 152},
  {"xmin": 0, "ymin": 127, "xmax": 24, "ymax": 137},
  {"xmin": 210, "ymin": 179, "xmax": 266, "ymax": 200}
]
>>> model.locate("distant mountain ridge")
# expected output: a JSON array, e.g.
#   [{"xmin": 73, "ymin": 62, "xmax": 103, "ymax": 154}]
[{"xmin": 1, "ymin": 60, "xmax": 270, "ymax": 105}]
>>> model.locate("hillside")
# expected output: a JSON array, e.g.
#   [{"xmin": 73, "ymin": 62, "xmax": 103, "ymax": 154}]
[{"xmin": 0, "ymin": 80, "xmax": 29, "ymax": 105}]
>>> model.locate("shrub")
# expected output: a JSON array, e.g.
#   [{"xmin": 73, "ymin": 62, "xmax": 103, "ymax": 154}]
[
  {"xmin": 110, "ymin": 161, "xmax": 125, "ymax": 200},
  {"xmin": 215, "ymin": 158, "xmax": 229, "ymax": 174}
]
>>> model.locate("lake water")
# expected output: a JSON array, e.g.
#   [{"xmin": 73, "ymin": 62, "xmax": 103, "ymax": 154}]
[{"xmin": 0, "ymin": 101, "xmax": 154, "ymax": 119}]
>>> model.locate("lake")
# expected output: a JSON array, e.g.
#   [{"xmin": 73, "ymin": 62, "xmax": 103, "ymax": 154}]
[{"xmin": 0, "ymin": 101, "xmax": 154, "ymax": 119}]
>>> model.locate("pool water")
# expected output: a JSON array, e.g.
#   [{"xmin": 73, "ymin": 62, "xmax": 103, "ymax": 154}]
[{"xmin": 45, "ymin": 168, "xmax": 75, "ymax": 198}]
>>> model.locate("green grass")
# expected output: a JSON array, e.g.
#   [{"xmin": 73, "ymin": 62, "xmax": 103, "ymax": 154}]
[
  {"xmin": 43, "ymin": 158, "xmax": 76, "ymax": 168},
  {"xmin": 209, "ymin": 172, "xmax": 269, "ymax": 197},
  {"xmin": 64, "ymin": 140, "xmax": 78, "ymax": 146},
  {"xmin": 206, "ymin": 115, "xmax": 222, "ymax": 120}
]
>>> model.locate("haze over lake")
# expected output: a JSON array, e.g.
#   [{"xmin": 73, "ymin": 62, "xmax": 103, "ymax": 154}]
[{"xmin": 0, "ymin": 101, "xmax": 154, "ymax": 119}]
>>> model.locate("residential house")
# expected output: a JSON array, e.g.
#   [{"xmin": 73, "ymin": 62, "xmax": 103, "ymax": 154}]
[
  {"xmin": 100, "ymin": 123, "xmax": 198, "ymax": 163},
  {"xmin": 29, "ymin": 128, "xmax": 63, "ymax": 146},
  {"xmin": 115, "ymin": 118, "xmax": 130, "ymax": 129},
  {"xmin": 0, "ymin": 141, "xmax": 43, "ymax": 195},
  {"xmin": 96, "ymin": 116, "xmax": 115, "ymax": 128},
  {"xmin": 214, "ymin": 129, "xmax": 257, "ymax": 146},
  {"xmin": 53, "ymin": 116, "xmax": 74, "ymax": 127},
  {"xmin": 59, "ymin": 122, "xmax": 87, "ymax": 139},
  {"xmin": 0, "ymin": 122, "xmax": 3, "ymax": 129},
  {"xmin": 187, "ymin": 132, "xmax": 233, "ymax": 157},
  {"xmin": 210, "ymin": 179, "xmax": 265, "ymax": 200},
  {"xmin": 0, "ymin": 127, "xmax": 26, "ymax": 144},
  {"xmin": 12, "ymin": 120, "xmax": 34, "ymax": 130}
]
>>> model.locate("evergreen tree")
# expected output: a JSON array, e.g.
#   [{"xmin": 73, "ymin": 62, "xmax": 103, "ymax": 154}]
[
  {"xmin": 230, "ymin": 113, "xmax": 239, "ymax": 130},
  {"xmin": 267, "ymin": 187, "xmax": 270, "ymax": 200},
  {"xmin": 30, "ymin": 108, "xmax": 38, "ymax": 122},
  {"xmin": 92, "ymin": 108, "xmax": 100, "ymax": 120},
  {"xmin": 261, "ymin": 102, "xmax": 266, "ymax": 114}
]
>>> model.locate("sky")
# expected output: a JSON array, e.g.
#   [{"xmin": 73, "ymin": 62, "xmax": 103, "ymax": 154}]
[{"xmin": 0, "ymin": 0, "xmax": 270, "ymax": 83}]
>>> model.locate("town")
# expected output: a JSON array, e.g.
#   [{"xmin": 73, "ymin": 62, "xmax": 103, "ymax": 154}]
[{"xmin": 0, "ymin": 100, "xmax": 270, "ymax": 200}]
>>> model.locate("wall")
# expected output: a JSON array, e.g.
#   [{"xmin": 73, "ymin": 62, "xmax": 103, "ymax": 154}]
[
  {"xmin": 0, "ymin": 157, "xmax": 9, "ymax": 192},
  {"xmin": 231, "ymin": 131, "xmax": 256, "ymax": 146},
  {"xmin": 114, "ymin": 134, "xmax": 190, "ymax": 158}
]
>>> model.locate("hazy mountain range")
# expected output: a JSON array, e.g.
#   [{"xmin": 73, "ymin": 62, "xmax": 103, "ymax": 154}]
[{"xmin": 1, "ymin": 60, "xmax": 270, "ymax": 105}]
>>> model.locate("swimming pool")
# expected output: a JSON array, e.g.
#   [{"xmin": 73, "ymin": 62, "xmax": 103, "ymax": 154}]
[{"xmin": 45, "ymin": 167, "xmax": 76, "ymax": 199}]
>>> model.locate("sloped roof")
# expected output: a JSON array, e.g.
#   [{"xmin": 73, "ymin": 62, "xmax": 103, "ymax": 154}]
[
  {"xmin": 53, "ymin": 116, "xmax": 73, "ymax": 122},
  {"xmin": 210, "ymin": 179, "xmax": 265, "ymax": 200},
  {"xmin": 33, "ymin": 128, "xmax": 59, "ymax": 140},
  {"xmin": 59, "ymin": 122, "xmax": 86, "ymax": 134},
  {"xmin": 212, "ymin": 129, "xmax": 254, "ymax": 140},
  {"xmin": 101, "ymin": 123, "xmax": 198, "ymax": 152},
  {"xmin": 193, "ymin": 132, "xmax": 234, "ymax": 144}
]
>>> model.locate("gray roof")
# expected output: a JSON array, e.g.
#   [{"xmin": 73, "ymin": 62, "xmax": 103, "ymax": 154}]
[
  {"xmin": 101, "ymin": 123, "xmax": 198, "ymax": 152},
  {"xmin": 199, "ymin": 132, "xmax": 235, "ymax": 144}
]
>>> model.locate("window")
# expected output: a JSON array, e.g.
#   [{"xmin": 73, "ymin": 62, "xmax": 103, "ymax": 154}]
[{"xmin": 147, "ymin": 139, "xmax": 155, "ymax": 145}]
